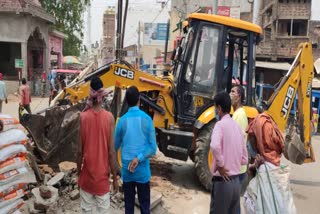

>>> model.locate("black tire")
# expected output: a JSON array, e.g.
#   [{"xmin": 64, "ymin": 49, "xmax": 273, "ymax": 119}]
[{"xmin": 194, "ymin": 120, "xmax": 215, "ymax": 191}]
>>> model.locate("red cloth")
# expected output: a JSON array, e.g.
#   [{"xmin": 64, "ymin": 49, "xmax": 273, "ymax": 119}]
[
  {"xmin": 83, "ymin": 88, "xmax": 111, "ymax": 112},
  {"xmin": 19, "ymin": 85, "xmax": 31, "ymax": 105},
  {"xmin": 41, "ymin": 72, "xmax": 46, "ymax": 82},
  {"xmin": 246, "ymin": 112, "xmax": 284, "ymax": 166},
  {"xmin": 78, "ymin": 109, "xmax": 112, "ymax": 195}
]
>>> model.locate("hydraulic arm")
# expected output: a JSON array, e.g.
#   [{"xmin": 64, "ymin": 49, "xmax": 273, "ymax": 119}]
[
  {"xmin": 266, "ymin": 42, "xmax": 315, "ymax": 163},
  {"xmin": 62, "ymin": 63, "xmax": 173, "ymax": 104}
]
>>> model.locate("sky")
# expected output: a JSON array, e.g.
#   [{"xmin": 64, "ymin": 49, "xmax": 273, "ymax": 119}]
[{"xmin": 83, "ymin": 0, "xmax": 171, "ymax": 48}]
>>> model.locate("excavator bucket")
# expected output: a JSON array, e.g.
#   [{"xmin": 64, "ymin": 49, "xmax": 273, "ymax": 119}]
[
  {"xmin": 284, "ymin": 130, "xmax": 306, "ymax": 165},
  {"xmin": 20, "ymin": 103, "xmax": 85, "ymax": 167}
]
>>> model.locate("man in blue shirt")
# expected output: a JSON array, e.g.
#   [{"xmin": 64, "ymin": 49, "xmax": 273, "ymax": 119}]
[
  {"xmin": 114, "ymin": 86, "xmax": 157, "ymax": 214},
  {"xmin": 0, "ymin": 72, "xmax": 8, "ymax": 113}
]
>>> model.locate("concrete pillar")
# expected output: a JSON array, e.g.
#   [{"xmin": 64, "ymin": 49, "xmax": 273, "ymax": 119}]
[
  {"xmin": 21, "ymin": 42, "xmax": 28, "ymax": 79},
  {"xmin": 252, "ymin": 0, "xmax": 262, "ymax": 25},
  {"xmin": 45, "ymin": 46, "xmax": 50, "ymax": 73}
]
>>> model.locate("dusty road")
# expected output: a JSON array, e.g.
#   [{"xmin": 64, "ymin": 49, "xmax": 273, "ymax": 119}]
[
  {"xmin": 2, "ymin": 95, "xmax": 320, "ymax": 213},
  {"xmin": 283, "ymin": 138, "xmax": 320, "ymax": 214}
]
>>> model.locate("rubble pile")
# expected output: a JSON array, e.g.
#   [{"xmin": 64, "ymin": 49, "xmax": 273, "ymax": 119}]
[
  {"xmin": 33, "ymin": 162, "xmax": 127, "ymax": 212},
  {"xmin": 0, "ymin": 114, "xmax": 37, "ymax": 213},
  {"xmin": 27, "ymin": 161, "xmax": 162, "ymax": 213},
  {"xmin": 26, "ymin": 161, "xmax": 79, "ymax": 213}
]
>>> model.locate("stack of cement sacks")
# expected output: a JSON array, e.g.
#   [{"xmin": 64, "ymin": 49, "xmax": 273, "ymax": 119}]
[{"xmin": 0, "ymin": 114, "xmax": 36, "ymax": 213}]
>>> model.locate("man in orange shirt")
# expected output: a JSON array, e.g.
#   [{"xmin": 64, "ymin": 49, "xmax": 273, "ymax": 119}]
[
  {"xmin": 19, "ymin": 78, "xmax": 31, "ymax": 120},
  {"xmin": 77, "ymin": 76, "xmax": 118, "ymax": 214}
]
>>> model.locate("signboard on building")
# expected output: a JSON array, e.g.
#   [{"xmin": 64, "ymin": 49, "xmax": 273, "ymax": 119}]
[
  {"xmin": 217, "ymin": 6, "xmax": 240, "ymax": 19},
  {"xmin": 15, "ymin": 59, "xmax": 24, "ymax": 68},
  {"xmin": 218, "ymin": 6, "xmax": 230, "ymax": 17},
  {"xmin": 144, "ymin": 23, "xmax": 168, "ymax": 45}
]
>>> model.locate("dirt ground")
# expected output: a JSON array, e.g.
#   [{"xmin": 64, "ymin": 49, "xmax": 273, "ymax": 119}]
[{"xmin": 20, "ymin": 152, "xmax": 210, "ymax": 214}]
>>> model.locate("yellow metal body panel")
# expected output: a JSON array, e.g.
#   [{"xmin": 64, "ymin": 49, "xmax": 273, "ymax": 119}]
[
  {"xmin": 189, "ymin": 13, "xmax": 262, "ymax": 34},
  {"xmin": 208, "ymin": 150, "xmax": 213, "ymax": 173},
  {"xmin": 197, "ymin": 105, "xmax": 259, "ymax": 125},
  {"xmin": 153, "ymin": 92, "xmax": 175, "ymax": 128}
]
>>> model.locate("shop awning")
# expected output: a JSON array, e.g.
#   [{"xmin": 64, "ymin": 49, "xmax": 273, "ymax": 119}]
[
  {"xmin": 243, "ymin": 61, "xmax": 291, "ymax": 71},
  {"xmin": 255, "ymin": 61, "xmax": 291, "ymax": 71},
  {"xmin": 56, "ymin": 69, "xmax": 81, "ymax": 74}
]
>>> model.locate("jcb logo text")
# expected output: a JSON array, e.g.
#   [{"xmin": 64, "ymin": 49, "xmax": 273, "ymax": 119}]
[
  {"xmin": 281, "ymin": 86, "xmax": 294, "ymax": 118},
  {"xmin": 114, "ymin": 67, "xmax": 134, "ymax": 80}
]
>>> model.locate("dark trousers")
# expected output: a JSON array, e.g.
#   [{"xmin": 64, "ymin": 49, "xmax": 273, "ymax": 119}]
[
  {"xmin": 123, "ymin": 181, "xmax": 150, "ymax": 214},
  {"xmin": 210, "ymin": 176, "xmax": 241, "ymax": 214},
  {"xmin": 239, "ymin": 172, "xmax": 248, "ymax": 196}
]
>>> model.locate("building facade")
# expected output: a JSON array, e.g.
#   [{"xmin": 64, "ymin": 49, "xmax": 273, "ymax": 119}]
[
  {"xmin": 100, "ymin": 7, "xmax": 116, "ymax": 65},
  {"xmin": 0, "ymin": 0, "xmax": 55, "ymax": 95},
  {"xmin": 257, "ymin": 0, "xmax": 318, "ymax": 60},
  {"xmin": 49, "ymin": 30, "xmax": 67, "ymax": 69}
]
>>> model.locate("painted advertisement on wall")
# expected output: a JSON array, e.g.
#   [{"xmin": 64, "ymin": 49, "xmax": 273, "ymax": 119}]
[
  {"xmin": 218, "ymin": 6, "xmax": 240, "ymax": 19},
  {"xmin": 143, "ymin": 23, "xmax": 168, "ymax": 45},
  {"xmin": 218, "ymin": 6, "xmax": 230, "ymax": 17}
]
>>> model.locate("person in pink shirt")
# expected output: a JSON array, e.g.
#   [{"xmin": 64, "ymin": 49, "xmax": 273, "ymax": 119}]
[
  {"xmin": 210, "ymin": 91, "xmax": 248, "ymax": 214},
  {"xmin": 19, "ymin": 78, "xmax": 31, "ymax": 120}
]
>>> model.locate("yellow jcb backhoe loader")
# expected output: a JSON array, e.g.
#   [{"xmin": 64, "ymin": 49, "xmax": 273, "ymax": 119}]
[{"xmin": 21, "ymin": 14, "xmax": 315, "ymax": 190}]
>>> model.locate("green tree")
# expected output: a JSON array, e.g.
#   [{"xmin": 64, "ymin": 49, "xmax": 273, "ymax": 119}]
[{"xmin": 40, "ymin": 0, "xmax": 90, "ymax": 56}]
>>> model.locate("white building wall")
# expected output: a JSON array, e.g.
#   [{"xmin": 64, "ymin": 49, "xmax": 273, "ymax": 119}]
[
  {"xmin": 124, "ymin": 1, "xmax": 170, "ymax": 66},
  {"xmin": 311, "ymin": 0, "xmax": 320, "ymax": 21},
  {"xmin": 124, "ymin": 1, "xmax": 170, "ymax": 47}
]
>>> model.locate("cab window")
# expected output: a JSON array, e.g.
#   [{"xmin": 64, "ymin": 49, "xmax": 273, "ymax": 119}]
[{"xmin": 190, "ymin": 25, "xmax": 220, "ymax": 97}]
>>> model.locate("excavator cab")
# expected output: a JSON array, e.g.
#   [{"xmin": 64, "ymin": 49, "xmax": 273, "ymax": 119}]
[{"xmin": 173, "ymin": 14, "xmax": 262, "ymax": 124}]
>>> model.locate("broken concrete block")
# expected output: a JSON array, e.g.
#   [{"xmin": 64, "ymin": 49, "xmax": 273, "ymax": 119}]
[
  {"xmin": 32, "ymin": 186, "xmax": 58, "ymax": 210},
  {"xmin": 43, "ymin": 174, "xmax": 52, "ymax": 185},
  {"xmin": 71, "ymin": 177, "xmax": 78, "ymax": 185},
  {"xmin": 74, "ymin": 184, "xmax": 79, "ymax": 190},
  {"xmin": 34, "ymin": 202, "xmax": 48, "ymax": 211},
  {"xmin": 47, "ymin": 172, "xmax": 64, "ymax": 186},
  {"xmin": 26, "ymin": 198, "xmax": 42, "ymax": 214},
  {"xmin": 70, "ymin": 189, "xmax": 80, "ymax": 200},
  {"xmin": 46, "ymin": 202, "xmax": 58, "ymax": 214},
  {"xmin": 39, "ymin": 185, "xmax": 52, "ymax": 199},
  {"xmin": 135, "ymin": 190, "xmax": 162, "ymax": 210},
  {"xmin": 39, "ymin": 164, "xmax": 54, "ymax": 174},
  {"xmin": 58, "ymin": 161, "xmax": 77, "ymax": 173}
]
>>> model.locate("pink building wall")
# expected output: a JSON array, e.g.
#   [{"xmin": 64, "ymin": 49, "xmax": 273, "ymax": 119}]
[{"xmin": 49, "ymin": 34, "xmax": 63, "ymax": 68}]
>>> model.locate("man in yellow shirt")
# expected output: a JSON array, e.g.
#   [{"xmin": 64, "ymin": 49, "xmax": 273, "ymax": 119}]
[{"xmin": 230, "ymin": 85, "xmax": 248, "ymax": 193}]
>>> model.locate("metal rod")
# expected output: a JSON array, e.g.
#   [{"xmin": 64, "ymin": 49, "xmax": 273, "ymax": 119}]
[
  {"xmin": 267, "ymin": 48, "xmax": 302, "ymax": 107},
  {"xmin": 164, "ymin": 19, "xmax": 170, "ymax": 63},
  {"xmin": 285, "ymin": 48, "xmax": 302, "ymax": 77},
  {"xmin": 116, "ymin": 0, "xmax": 123, "ymax": 59},
  {"xmin": 247, "ymin": 33, "xmax": 254, "ymax": 106},
  {"xmin": 121, "ymin": 0, "xmax": 129, "ymax": 56}
]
